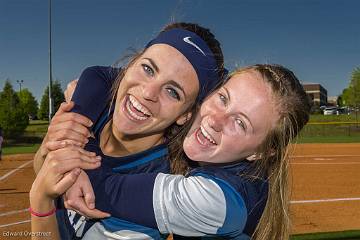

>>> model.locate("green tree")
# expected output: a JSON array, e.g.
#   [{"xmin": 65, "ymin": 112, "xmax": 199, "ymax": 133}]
[
  {"xmin": 340, "ymin": 67, "xmax": 360, "ymax": 107},
  {"xmin": 38, "ymin": 80, "xmax": 65, "ymax": 120},
  {"xmin": 340, "ymin": 87, "xmax": 352, "ymax": 106},
  {"xmin": 0, "ymin": 80, "xmax": 29, "ymax": 138},
  {"xmin": 350, "ymin": 67, "xmax": 360, "ymax": 107},
  {"xmin": 17, "ymin": 88, "xmax": 38, "ymax": 119}
]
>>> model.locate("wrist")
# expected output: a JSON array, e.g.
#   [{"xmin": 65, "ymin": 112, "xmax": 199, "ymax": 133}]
[
  {"xmin": 30, "ymin": 196, "xmax": 55, "ymax": 215},
  {"xmin": 29, "ymin": 206, "xmax": 57, "ymax": 217},
  {"xmin": 30, "ymin": 188, "xmax": 55, "ymax": 214}
]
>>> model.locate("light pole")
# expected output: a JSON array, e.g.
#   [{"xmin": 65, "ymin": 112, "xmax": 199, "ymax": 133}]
[
  {"xmin": 48, "ymin": 0, "xmax": 53, "ymax": 120},
  {"xmin": 16, "ymin": 80, "xmax": 24, "ymax": 92}
]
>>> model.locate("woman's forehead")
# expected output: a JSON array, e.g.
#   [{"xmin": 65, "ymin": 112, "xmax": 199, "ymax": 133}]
[
  {"xmin": 138, "ymin": 44, "xmax": 200, "ymax": 100},
  {"xmin": 225, "ymin": 71, "xmax": 279, "ymax": 129}
]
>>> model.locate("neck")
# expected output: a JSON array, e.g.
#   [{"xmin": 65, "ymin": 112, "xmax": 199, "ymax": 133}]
[{"xmin": 100, "ymin": 120, "xmax": 164, "ymax": 157}]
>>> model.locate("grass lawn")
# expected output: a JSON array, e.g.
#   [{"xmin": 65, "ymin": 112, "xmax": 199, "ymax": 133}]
[
  {"xmin": 2, "ymin": 120, "xmax": 48, "ymax": 155},
  {"xmin": 309, "ymin": 114, "xmax": 360, "ymax": 123},
  {"xmin": 3, "ymin": 143, "xmax": 41, "ymax": 155},
  {"xmin": 23, "ymin": 120, "xmax": 49, "ymax": 137},
  {"xmin": 297, "ymin": 135, "xmax": 360, "ymax": 143},
  {"xmin": 297, "ymin": 113, "xmax": 360, "ymax": 143},
  {"xmin": 291, "ymin": 230, "xmax": 360, "ymax": 240}
]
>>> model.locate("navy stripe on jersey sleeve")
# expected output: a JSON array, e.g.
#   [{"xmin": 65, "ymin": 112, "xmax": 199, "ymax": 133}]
[
  {"xmin": 193, "ymin": 173, "xmax": 248, "ymax": 237},
  {"xmin": 153, "ymin": 173, "xmax": 247, "ymax": 237},
  {"xmin": 71, "ymin": 66, "xmax": 119, "ymax": 124},
  {"xmin": 85, "ymin": 167, "xmax": 158, "ymax": 229},
  {"xmin": 85, "ymin": 169, "xmax": 248, "ymax": 238}
]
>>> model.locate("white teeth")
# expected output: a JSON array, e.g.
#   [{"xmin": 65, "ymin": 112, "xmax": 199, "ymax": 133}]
[
  {"xmin": 200, "ymin": 126, "xmax": 216, "ymax": 145},
  {"xmin": 129, "ymin": 95, "xmax": 151, "ymax": 116},
  {"xmin": 126, "ymin": 97, "xmax": 149, "ymax": 121}
]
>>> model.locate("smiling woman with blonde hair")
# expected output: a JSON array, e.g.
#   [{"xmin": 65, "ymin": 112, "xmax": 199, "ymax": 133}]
[{"xmin": 31, "ymin": 63, "xmax": 310, "ymax": 240}]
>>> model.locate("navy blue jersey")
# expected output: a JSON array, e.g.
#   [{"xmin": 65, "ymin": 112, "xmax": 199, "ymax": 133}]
[
  {"xmin": 70, "ymin": 65, "xmax": 119, "ymax": 125},
  {"xmin": 56, "ymin": 66, "xmax": 268, "ymax": 239},
  {"xmin": 81, "ymin": 160, "xmax": 268, "ymax": 240},
  {"xmin": 56, "ymin": 66, "xmax": 171, "ymax": 239}
]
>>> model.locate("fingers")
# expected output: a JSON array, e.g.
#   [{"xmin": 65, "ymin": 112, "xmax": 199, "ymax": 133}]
[
  {"xmin": 64, "ymin": 89, "xmax": 71, "ymax": 103},
  {"xmin": 56, "ymin": 101, "xmax": 75, "ymax": 115},
  {"xmin": 56, "ymin": 158, "xmax": 101, "ymax": 173},
  {"xmin": 66, "ymin": 199, "xmax": 110, "ymax": 219},
  {"xmin": 82, "ymin": 179, "xmax": 96, "ymax": 209},
  {"xmin": 53, "ymin": 168, "xmax": 81, "ymax": 196},
  {"xmin": 49, "ymin": 120, "xmax": 91, "ymax": 138},
  {"xmin": 45, "ymin": 146, "xmax": 101, "ymax": 175},
  {"xmin": 64, "ymin": 79, "xmax": 78, "ymax": 103},
  {"xmin": 45, "ymin": 102, "xmax": 93, "ymax": 148},
  {"xmin": 65, "ymin": 171, "xmax": 95, "ymax": 210},
  {"xmin": 66, "ymin": 79, "xmax": 78, "ymax": 93},
  {"xmin": 47, "ymin": 126, "xmax": 90, "ymax": 146},
  {"xmin": 45, "ymin": 140, "xmax": 82, "ymax": 152},
  {"xmin": 51, "ymin": 108, "xmax": 92, "ymax": 127},
  {"xmin": 46, "ymin": 145, "xmax": 98, "ymax": 163}
]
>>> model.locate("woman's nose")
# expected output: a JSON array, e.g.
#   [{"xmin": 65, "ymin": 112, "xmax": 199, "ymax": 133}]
[
  {"xmin": 208, "ymin": 113, "xmax": 226, "ymax": 132},
  {"xmin": 142, "ymin": 82, "xmax": 159, "ymax": 102}
]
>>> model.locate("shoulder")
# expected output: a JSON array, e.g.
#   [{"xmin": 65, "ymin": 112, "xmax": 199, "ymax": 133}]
[
  {"xmin": 80, "ymin": 65, "xmax": 121, "ymax": 86},
  {"xmin": 154, "ymin": 172, "xmax": 248, "ymax": 236},
  {"xmin": 189, "ymin": 162, "xmax": 269, "ymax": 236}
]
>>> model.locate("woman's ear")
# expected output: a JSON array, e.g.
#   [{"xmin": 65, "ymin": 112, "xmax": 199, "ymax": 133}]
[
  {"xmin": 246, "ymin": 149, "xmax": 276, "ymax": 161},
  {"xmin": 176, "ymin": 112, "xmax": 192, "ymax": 126},
  {"xmin": 246, "ymin": 153, "xmax": 261, "ymax": 161}
]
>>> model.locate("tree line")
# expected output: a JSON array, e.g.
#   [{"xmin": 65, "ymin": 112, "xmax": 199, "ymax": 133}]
[
  {"xmin": 0, "ymin": 80, "xmax": 64, "ymax": 138},
  {"xmin": 338, "ymin": 67, "xmax": 360, "ymax": 108}
]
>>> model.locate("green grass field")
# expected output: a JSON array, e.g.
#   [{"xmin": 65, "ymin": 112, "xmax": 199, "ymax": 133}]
[
  {"xmin": 2, "ymin": 120, "xmax": 48, "ymax": 155},
  {"xmin": 297, "ymin": 113, "xmax": 360, "ymax": 143},
  {"xmin": 2, "ymin": 143, "xmax": 41, "ymax": 155},
  {"xmin": 22, "ymin": 120, "xmax": 49, "ymax": 137},
  {"xmin": 309, "ymin": 114, "xmax": 359, "ymax": 123}
]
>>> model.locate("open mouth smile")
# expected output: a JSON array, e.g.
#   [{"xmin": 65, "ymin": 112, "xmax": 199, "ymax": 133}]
[
  {"xmin": 124, "ymin": 95, "xmax": 152, "ymax": 121},
  {"xmin": 195, "ymin": 126, "xmax": 217, "ymax": 146}
]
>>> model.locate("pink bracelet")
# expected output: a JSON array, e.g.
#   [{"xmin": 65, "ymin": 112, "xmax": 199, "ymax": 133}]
[{"xmin": 29, "ymin": 207, "xmax": 57, "ymax": 217}]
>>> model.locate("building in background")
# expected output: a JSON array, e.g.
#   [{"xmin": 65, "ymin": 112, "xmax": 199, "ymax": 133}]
[
  {"xmin": 327, "ymin": 96, "xmax": 339, "ymax": 106},
  {"xmin": 302, "ymin": 83, "xmax": 328, "ymax": 107}
]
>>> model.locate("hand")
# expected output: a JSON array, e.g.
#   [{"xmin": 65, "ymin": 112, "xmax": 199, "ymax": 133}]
[
  {"xmin": 64, "ymin": 79, "xmax": 78, "ymax": 103},
  {"xmin": 40, "ymin": 101, "xmax": 92, "ymax": 158},
  {"xmin": 64, "ymin": 170, "xmax": 110, "ymax": 219},
  {"xmin": 30, "ymin": 144, "xmax": 101, "ymax": 205}
]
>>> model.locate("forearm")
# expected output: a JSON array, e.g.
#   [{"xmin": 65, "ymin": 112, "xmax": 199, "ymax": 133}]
[
  {"xmin": 33, "ymin": 136, "xmax": 49, "ymax": 175},
  {"xmin": 30, "ymin": 192, "xmax": 60, "ymax": 240},
  {"xmin": 90, "ymin": 172, "xmax": 247, "ymax": 236},
  {"xmin": 86, "ymin": 168, "xmax": 158, "ymax": 228}
]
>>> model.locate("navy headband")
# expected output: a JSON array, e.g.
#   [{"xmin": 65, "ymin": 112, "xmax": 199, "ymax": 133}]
[{"xmin": 145, "ymin": 28, "xmax": 220, "ymax": 102}]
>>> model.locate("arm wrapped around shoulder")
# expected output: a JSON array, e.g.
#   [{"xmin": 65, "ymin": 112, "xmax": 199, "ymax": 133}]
[{"xmin": 153, "ymin": 173, "xmax": 248, "ymax": 237}]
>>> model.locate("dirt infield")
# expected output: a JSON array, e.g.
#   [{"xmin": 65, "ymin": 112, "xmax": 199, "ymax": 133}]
[
  {"xmin": 0, "ymin": 144, "xmax": 359, "ymax": 238},
  {"xmin": 290, "ymin": 143, "xmax": 360, "ymax": 234}
]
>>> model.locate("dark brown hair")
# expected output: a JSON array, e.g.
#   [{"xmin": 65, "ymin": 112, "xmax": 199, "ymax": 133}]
[{"xmin": 109, "ymin": 22, "xmax": 225, "ymax": 174}]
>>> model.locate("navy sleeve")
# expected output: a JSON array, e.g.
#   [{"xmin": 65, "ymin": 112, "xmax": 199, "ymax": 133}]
[
  {"xmin": 85, "ymin": 167, "xmax": 158, "ymax": 229},
  {"xmin": 71, "ymin": 66, "xmax": 120, "ymax": 124}
]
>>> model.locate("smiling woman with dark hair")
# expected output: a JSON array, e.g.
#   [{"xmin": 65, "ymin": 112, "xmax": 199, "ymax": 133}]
[
  {"xmin": 31, "ymin": 61, "xmax": 310, "ymax": 239},
  {"xmin": 31, "ymin": 22, "xmax": 225, "ymax": 239}
]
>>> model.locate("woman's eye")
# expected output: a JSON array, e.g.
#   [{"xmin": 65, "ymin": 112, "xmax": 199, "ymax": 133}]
[
  {"xmin": 166, "ymin": 88, "xmax": 180, "ymax": 101},
  {"xmin": 236, "ymin": 118, "xmax": 246, "ymax": 131},
  {"xmin": 218, "ymin": 93, "xmax": 227, "ymax": 105},
  {"xmin": 142, "ymin": 64, "xmax": 154, "ymax": 77}
]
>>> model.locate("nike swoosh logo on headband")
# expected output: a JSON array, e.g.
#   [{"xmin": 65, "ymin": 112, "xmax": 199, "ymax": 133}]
[{"xmin": 183, "ymin": 37, "xmax": 206, "ymax": 56}]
